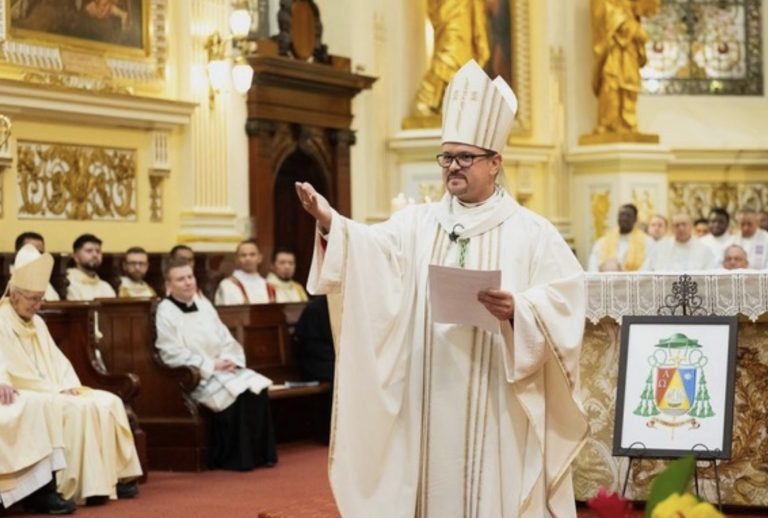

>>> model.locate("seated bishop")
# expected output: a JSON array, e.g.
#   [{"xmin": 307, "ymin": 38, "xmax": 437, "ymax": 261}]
[
  {"xmin": 13, "ymin": 232, "xmax": 60, "ymax": 301},
  {"xmin": 266, "ymin": 248, "xmax": 309, "ymax": 303},
  {"xmin": 215, "ymin": 239, "xmax": 275, "ymax": 305},
  {"xmin": 156, "ymin": 258, "xmax": 277, "ymax": 470},
  {"xmin": 0, "ymin": 245, "xmax": 142, "ymax": 505},
  {"xmin": 0, "ymin": 389, "xmax": 74, "ymax": 515}
]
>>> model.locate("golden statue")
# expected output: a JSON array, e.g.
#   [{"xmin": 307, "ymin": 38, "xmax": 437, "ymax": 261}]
[
  {"xmin": 403, "ymin": 0, "xmax": 489, "ymax": 128},
  {"xmin": 581, "ymin": 0, "xmax": 660, "ymax": 144}
]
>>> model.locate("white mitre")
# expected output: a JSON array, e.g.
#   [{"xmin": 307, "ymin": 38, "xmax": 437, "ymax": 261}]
[
  {"xmin": 8, "ymin": 244, "xmax": 54, "ymax": 293},
  {"xmin": 441, "ymin": 60, "xmax": 518, "ymax": 153}
]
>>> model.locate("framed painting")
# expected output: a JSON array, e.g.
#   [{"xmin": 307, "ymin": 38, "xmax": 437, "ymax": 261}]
[
  {"xmin": 613, "ymin": 315, "xmax": 738, "ymax": 460},
  {"xmin": 8, "ymin": 0, "xmax": 148, "ymax": 55},
  {"xmin": 0, "ymin": 0, "xmax": 166, "ymax": 91}
]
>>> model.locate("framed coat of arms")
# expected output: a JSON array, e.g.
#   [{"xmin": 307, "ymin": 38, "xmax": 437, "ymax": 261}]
[{"xmin": 613, "ymin": 315, "xmax": 738, "ymax": 460}]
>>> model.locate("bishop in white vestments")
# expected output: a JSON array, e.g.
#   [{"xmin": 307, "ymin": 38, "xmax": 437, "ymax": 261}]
[
  {"xmin": 0, "ymin": 245, "xmax": 142, "ymax": 505},
  {"xmin": 296, "ymin": 60, "xmax": 588, "ymax": 518}
]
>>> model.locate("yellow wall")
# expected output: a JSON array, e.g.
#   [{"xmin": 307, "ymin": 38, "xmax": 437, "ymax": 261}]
[{"xmin": 2, "ymin": 120, "xmax": 183, "ymax": 253}]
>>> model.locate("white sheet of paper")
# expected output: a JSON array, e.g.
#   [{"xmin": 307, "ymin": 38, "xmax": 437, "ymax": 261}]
[{"xmin": 428, "ymin": 264, "xmax": 502, "ymax": 334}]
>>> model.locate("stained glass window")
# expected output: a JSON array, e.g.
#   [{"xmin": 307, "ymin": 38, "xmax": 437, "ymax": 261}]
[{"xmin": 641, "ymin": 0, "xmax": 763, "ymax": 95}]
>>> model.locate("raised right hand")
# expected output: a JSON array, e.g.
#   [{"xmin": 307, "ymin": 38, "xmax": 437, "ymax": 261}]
[{"xmin": 295, "ymin": 182, "xmax": 332, "ymax": 232}]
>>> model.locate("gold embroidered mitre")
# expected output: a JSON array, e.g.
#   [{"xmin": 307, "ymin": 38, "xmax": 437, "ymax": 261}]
[
  {"xmin": 441, "ymin": 59, "xmax": 518, "ymax": 153},
  {"xmin": 9, "ymin": 244, "xmax": 54, "ymax": 292}
]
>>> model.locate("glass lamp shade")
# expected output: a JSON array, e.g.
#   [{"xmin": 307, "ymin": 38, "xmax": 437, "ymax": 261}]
[
  {"xmin": 207, "ymin": 59, "xmax": 230, "ymax": 92},
  {"xmin": 232, "ymin": 62, "xmax": 254, "ymax": 93},
  {"xmin": 229, "ymin": 9, "xmax": 253, "ymax": 38}
]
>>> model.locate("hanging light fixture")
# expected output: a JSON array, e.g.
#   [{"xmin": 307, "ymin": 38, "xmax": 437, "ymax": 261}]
[{"xmin": 205, "ymin": 1, "xmax": 258, "ymax": 106}]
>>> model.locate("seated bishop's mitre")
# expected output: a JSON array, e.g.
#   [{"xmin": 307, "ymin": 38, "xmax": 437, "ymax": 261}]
[{"xmin": 441, "ymin": 60, "xmax": 518, "ymax": 154}]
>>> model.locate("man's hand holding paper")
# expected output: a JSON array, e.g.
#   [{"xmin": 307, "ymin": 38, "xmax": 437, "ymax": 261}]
[{"xmin": 428, "ymin": 264, "xmax": 513, "ymax": 333}]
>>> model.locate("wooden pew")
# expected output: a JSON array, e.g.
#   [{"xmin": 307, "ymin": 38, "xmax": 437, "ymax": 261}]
[
  {"xmin": 39, "ymin": 301, "xmax": 148, "ymax": 474},
  {"xmin": 94, "ymin": 298, "xmax": 206, "ymax": 471},
  {"xmin": 217, "ymin": 302, "xmax": 332, "ymax": 443}
]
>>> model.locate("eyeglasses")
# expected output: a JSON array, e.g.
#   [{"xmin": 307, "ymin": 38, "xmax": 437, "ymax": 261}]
[{"xmin": 436, "ymin": 152, "xmax": 495, "ymax": 168}]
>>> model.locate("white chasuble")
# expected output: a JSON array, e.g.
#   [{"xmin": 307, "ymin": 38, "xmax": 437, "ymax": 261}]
[
  {"xmin": 0, "ymin": 391, "xmax": 66, "ymax": 507},
  {"xmin": 155, "ymin": 296, "xmax": 272, "ymax": 412},
  {"xmin": 308, "ymin": 190, "xmax": 588, "ymax": 518},
  {"xmin": 0, "ymin": 301, "xmax": 142, "ymax": 504}
]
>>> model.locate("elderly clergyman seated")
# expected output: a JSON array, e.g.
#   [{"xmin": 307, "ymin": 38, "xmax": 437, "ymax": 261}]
[
  {"xmin": 0, "ymin": 245, "xmax": 142, "ymax": 505},
  {"xmin": 0, "ymin": 390, "xmax": 73, "ymax": 514},
  {"xmin": 723, "ymin": 244, "xmax": 749, "ymax": 270},
  {"xmin": 155, "ymin": 259, "xmax": 277, "ymax": 470}
]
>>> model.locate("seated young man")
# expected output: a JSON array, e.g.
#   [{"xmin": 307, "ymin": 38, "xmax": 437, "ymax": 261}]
[
  {"xmin": 65, "ymin": 234, "xmax": 116, "ymax": 301},
  {"xmin": 214, "ymin": 239, "xmax": 274, "ymax": 305},
  {"xmin": 0, "ymin": 245, "xmax": 142, "ymax": 505},
  {"xmin": 266, "ymin": 248, "xmax": 308, "ymax": 303},
  {"xmin": 118, "ymin": 247, "xmax": 157, "ymax": 298},
  {"xmin": 155, "ymin": 259, "xmax": 277, "ymax": 470}
]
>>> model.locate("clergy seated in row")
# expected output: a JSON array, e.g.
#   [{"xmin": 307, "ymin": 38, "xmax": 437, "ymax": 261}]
[
  {"xmin": 118, "ymin": 247, "xmax": 157, "ymax": 298},
  {"xmin": 65, "ymin": 234, "xmax": 117, "ymax": 301},
  {"xmin": 214, "ymin": 239, "xmax": 275, "ymax": 305},
  {"xmin": 0, "ymin": 245, "xmax": 142, "ymax": 505},
  {"xmin": 13, "ymin": 232, "xmax": 59, "ymax": 301},
  {"xmin": 699, "ymin": 208, "xmax": 734, "ymax": 264},
  {"xmin": 588, "ymin": 203, "xmax": 653, "ymax": 272},
  {"xmin": 155, "ymin": 259, "xmax": 278, "ymax": 470},
  {"xmin": 723, "ymin": 244, "xmax": 749, "ymax": 270},
  {"xmin": 295, "ymin": 60, "xmax": 587, "ymax": 517},
  {"xmin": 732, "ymin": 209, "xmax": 768, "ymax": 269},
  {"xmin": 646, "ymin": 214, "xmax": 668, "ymax": 242},
  {"xmin": 642, "ymin": 214, "xmax": 718, "ymax": 271},
  {"xmin": 0, "ymin": 389, "xmax": 74, "ymax": 514},
  {"xmin": 266, "ymin": 248, "xmax": 309, "ymax": 303},
  {"xmin": 693, "ymin": 217, "xmax": 710, "ymax": 237}
]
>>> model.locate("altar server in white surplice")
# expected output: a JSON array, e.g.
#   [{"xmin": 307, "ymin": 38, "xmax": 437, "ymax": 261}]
[
  {"xmin": 214, "ymin": 240, "xmax": 275, "ymax": 305},
  {"xmin": 295, "ymin": 60, "xmax": 588, "ymax": 518},
  {"xmin": 0, "ymin": 245, "xmax": 142, "ymax": 505},
  {"xmin": 642, "ymin": 214, "xmax": 718, "ymax": 271},
  {"xmin": 155, "ymin": 259, "xmax": 277, "ymax": 470}
]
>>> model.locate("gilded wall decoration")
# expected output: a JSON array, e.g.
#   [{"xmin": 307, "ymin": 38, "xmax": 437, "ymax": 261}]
[
  {"xmin": 590, "ymin": 190, "xmax": 610, "ymax": 240},
  {"xmin": 631, "ymin": 188, "xmax": 655, "ymax": 225},
  {"xmin": 16, "ymin": 141, "xmax": 137, "ymax": 221},
  {"xmin": 668, "ymin": 182, "xmax": 761, "ymax": 225}
]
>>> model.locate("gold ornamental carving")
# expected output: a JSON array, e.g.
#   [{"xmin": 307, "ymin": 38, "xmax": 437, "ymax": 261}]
[
  {"xmin": 0, "ymin": 114, "xmax": 12, "ymax": 217},
  {"xmin": 17, "ymin": 141, "xmax": 137, "ymax": 221},
  {"xmin": 668, "ymin": 182, "xmax": 765, "ymax": 230},
  {"xmin": 580, "ymin": 0, "xmax": 660, "ymax": 145},
  {"xmin": 591, "ymin": 190, "xmax": 611, "ymax": 240}
]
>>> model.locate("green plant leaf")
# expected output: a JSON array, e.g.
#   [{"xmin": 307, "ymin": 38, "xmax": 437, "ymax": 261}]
[{"xmin": 644, "ymin": 456, "xmax": 696, "ymax": 518}]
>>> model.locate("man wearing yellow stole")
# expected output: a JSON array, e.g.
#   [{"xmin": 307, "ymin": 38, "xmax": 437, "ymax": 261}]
[
  {"xmin": 588, "ymin": 203, "xmax": 653, "ymax": 271},
  {"xmin": 0, "ymin": 245, "xmax": 142, "ymax": 505}
]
